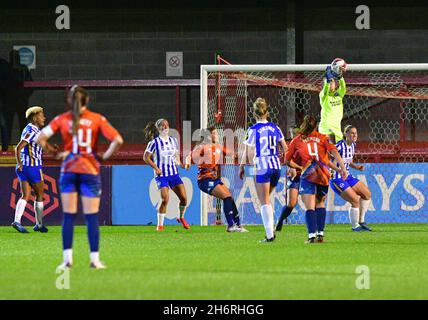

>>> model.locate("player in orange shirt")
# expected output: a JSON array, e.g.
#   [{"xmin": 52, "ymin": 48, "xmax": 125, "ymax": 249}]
[
  {"xmin": 285, "ymin": 115, "xmax": 347, "ymax": 243},
  {"xmin": 186, "ymin": 127, "xmax": 248, "ymax": 232},
  {"xmin": 37, "ymin": 85, "xmax": 123, "ymax": 269}
]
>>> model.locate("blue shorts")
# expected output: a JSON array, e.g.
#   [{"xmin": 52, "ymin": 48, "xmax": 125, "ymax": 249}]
[
  {"xmin": 16, "ymin": 165, "xmax": 43, "ymax": 184},
  {"xmin": 287, "ymin": 176, "xmax": 300, "ymax": 190},
  {"xmin": 60, "ymin": 172, "xmax": 102, "ymax": 197},
  {"xmin": 198, "ymin": 178, "xmax": 223, "ymax": 195},
  {"xmin": 299, "ymin": 179, "xmax": 329, "ymax": 197},
  {"xmin": 155, "ymin": 174, "xmax": 184, "ymax": 190},
  {"xmin": 255, "ymin": 168, "xmax": 281, "ymax": 186},
  {"xmin": 330, "ymin": 175, "xmax": 360, "ymax": 195}
]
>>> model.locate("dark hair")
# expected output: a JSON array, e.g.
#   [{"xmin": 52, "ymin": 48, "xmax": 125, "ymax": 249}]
[
  {"xmin": 344, "ymin": 124, "xmax": 357, "ymax": 134},
  {"xmin": 207, "ymin": 126, "xmax": 216, "ymax": 133},
  {"xmin": 198, "ymin": 126, "xmax": 217, "ymax": 144},
  {"xmin": 28, "ymin": 113, "xmax": 37, "ymax": 123},
  {"xmin": 297, "ymin": 115, "xmax": 318, "ymax": 137},
  {"xmin": 144, "ymin": 121, "xmax": 158, "ymax": 141}
]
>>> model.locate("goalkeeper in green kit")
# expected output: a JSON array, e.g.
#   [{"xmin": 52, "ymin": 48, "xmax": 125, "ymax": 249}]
[{"xmin": 318, "ymin": 58, "xmax": 347, "ymax": 143}]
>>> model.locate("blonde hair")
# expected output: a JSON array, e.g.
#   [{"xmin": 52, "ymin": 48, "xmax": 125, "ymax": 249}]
[
  {"xmin": 253, "ymin": 98, "xmax": 268, "ymax": 118},
  {"xmin": 25, "ymin": 106, "xmax": 43, "ymax": 120},
  {"xmin": 344, "ymin": 125, "xmax": 356, "ymax": 134}
]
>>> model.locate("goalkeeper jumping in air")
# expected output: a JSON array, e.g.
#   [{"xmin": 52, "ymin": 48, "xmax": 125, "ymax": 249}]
[{"xmin": 318, "ymin": 58, "xmax": 347, "ymax": 144}]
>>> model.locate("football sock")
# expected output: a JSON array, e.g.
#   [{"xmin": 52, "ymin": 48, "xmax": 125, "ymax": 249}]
[
  {"xmin": 157, "ymin": 213, "xmax": 165, "ymax": 226},
  {"xmin": 359, "ymin": 199, "xmax": 370, "ymax": 223},
  {"xmin": 84, "ymin": 214, "xmax": 100, "ymax": 254},
  {"xmin": 90, "ymin": 252, "xmax": 100, "ymax": 263},
  {"xmin": 231, "ymin": 198, "xmax": 241, "ymax": 226},
  {"xmin": 260, "ymin": 204, "xmax": 274, "ymax": 239},
  {"xmin": 14, "ymin": 198, "xmax": 27, "ymax": 223},
  {"xmin": 349, "ymin": 207, "xmax": 360, "ymax": 228},
  {"xmin": 305, "ymin": 209, "xmax": 317, "ymax": 238},
  {"xmin": 278, "ymin": 206, "xmax": 293, "ymax": 224},
  {"xmin": 62, "ymin": 213, "xmax": 76, "ymax": 250},
  {"xmin": 316, "ymin": 207, "xmax": 327, "ymax": 235},
  {"xmin": 63, "ymin": 249, "xmax": 73, "ymax": 265},
  {"xmin": 179, "ymin": 205, "xmax": 186, "ymax": 219},
  {"xmin": 222, "ymin": 197, "xmax": 235, "ymax": 227},
  {"xmin": 34, "ymin": 201, "xmax": 44, "ymax": 226}
]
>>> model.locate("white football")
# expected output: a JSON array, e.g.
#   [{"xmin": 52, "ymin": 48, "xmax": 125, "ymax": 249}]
[{"xmin": 331, "ymin": 58, "xmax": 347, "ymax": 74}]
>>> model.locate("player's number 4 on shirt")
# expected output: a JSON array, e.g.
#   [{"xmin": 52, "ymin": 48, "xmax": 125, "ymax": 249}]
[{"xmin": 307, "ymin": 142, "xmax": 319, "ymax": 161}]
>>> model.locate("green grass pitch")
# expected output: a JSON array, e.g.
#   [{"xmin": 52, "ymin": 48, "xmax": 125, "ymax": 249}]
[{"xmin": 1, "ymin": 224, "xmax": 427, "ymax": 299}]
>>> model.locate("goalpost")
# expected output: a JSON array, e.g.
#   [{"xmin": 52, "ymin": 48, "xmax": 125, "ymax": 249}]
[{"xmin": 200, "ymin": 64, "xmax": 428, "ymax": 226}]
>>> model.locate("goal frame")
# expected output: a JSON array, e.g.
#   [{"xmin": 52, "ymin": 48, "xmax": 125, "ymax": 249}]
[{"xmin": 200, "ymin": 63, "xmax": 428, "ymax": 226}]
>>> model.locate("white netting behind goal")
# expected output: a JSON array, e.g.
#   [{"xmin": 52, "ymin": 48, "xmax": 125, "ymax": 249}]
[{"xmin": 202, "ymin": 65, "xmax": 428, "ymax": 226}]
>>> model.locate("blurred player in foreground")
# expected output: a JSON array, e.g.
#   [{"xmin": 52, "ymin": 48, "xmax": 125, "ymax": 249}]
[
  {"xmin": 12, "ymin": 106, "xmax": 58, "ymax": 233},
  {"xmin": 143, "ymin": 119, "xmax": 189, "ymax": 231},
  {"xmin": 38, "ymin": 86, "xmax": 123, "ymax": 269},
  {"xmin": 330, "ymin": 125, "xmax": 372, "ymax": 232},
  {"xmin": 318, "ymin": 58, "xmax": 347, "ymax": 144},
  {"xmin": 285, "ymin": 115, "xmax": 347, "ymax": 243},
  {"xmin": 239, "ymin": 98, "xmax": 287, "ymax": 243},
  {"xmin": 186, "ymin": 126, "xmax": 248, "ymax": 232}
]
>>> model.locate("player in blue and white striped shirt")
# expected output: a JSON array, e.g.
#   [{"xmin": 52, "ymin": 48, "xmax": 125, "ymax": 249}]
[
  {"xmin": 330, "ymin": 125, "xmax": 373, "ymax": 232},
  {"xmin": 239, "ymin": 98, "xmax": 288, "ymax": 242},
  {"xmin": 12, "ymin": 106, "xmax": 58, "ymax": 233},
  {"xmin": 143, "ymin": 119, "xmax": 189, "ymax": 231}
]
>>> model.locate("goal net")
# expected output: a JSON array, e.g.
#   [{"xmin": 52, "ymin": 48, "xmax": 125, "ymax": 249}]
[{"xmin": 200, "ymin": 64, "xmax": 428, "ymax": 226}]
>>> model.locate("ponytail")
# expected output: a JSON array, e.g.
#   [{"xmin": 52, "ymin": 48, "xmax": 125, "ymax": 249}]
[
  {"xmin": 144, "ymin": 121, "xmax": 158, "ymax": 141},
  {"xmin": 69, "ymin": 85, "xmax": 89, "ymax": 135}
]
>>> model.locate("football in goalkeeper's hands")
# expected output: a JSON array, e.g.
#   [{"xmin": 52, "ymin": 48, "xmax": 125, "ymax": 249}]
[{"xmin": 331, "ymin": 58, "xmax": 347, "ymax": 75}]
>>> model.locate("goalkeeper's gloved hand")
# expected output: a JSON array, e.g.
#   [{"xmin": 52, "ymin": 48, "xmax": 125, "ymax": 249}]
[
  {"xmin": 325, "ymin": 66, "xmax": 335, "ymax": 83},
  {"xmin": 333, "ymin": 69, "xmax": 343, "ymax": 79},
  {"xmin": 330, "ymin": 63, "xmax": 343, "ymax": 79}
]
